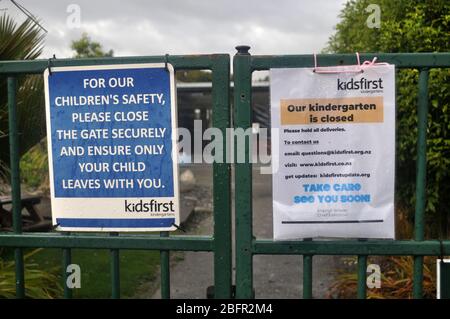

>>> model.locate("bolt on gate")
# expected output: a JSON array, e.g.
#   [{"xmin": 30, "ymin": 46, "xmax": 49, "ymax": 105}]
[
  {"xmin": 0, "ymin": 54, "xmax": 232, "ymax": 299},
  {"xmin": 233, "ymin": 46, "xmax": 450, "ymax": 299}
]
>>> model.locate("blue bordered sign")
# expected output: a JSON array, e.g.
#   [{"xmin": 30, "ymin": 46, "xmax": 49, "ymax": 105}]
[{"xmin": 44, "ymin": 63, "xmax": 179, "ymax": 232}]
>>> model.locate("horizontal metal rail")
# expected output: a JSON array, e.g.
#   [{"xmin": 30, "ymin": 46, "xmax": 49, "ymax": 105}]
[
  {"xmin": 0, "ymin": 233, "xmax": 214, "ymax": 250},
  {"xmin": 250, "ymin": 52, "xmax": 450, "ymax": 70},
  {"xmin": 253, "ymin": 240, "xmax": 450, "ymax": 255},
  {"xmin": 0, "ymin": 54, "xmax": 225, "ymax": 74}
]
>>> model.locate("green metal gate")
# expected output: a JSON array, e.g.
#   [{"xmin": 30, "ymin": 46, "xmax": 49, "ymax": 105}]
[
  {"xmin": 1, "ymin": 49, "xmax": 449, "ymax": 299},
  {"xmin": 233, "ymin": 46, "xmax": 450, "ymax": 299},
  {"xmin": 0, "ymin": 54, "xmax": 232, "ymax": 299}
]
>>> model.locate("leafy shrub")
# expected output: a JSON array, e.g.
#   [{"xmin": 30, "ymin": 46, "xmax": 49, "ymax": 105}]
[
  {"xmin": 326, "ymin": 0, "xmax": 450, "ymax": 237},
  {"xmin": 0, "ymin": 248, "xmax": 62, "ymax": 299},
  {"xmin": 20, "ymin": 139, "xmax": 49, "ymax": 191},
  {"xmin": 328, "ymin": 256, "xmax": 437, "ymax": 299}
]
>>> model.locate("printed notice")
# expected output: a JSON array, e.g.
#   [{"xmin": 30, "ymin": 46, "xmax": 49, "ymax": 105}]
[
  {"xmin": 44, "ymin": 63, "xmax": 179, "ymax": 232},
  {"xmin": 270, "ymin": 65, "xmax": 395, "ymax": 239}
]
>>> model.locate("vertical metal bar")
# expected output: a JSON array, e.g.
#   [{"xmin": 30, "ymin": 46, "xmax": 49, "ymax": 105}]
[
  {"xmin": 62, "ymin": 232, "xmax": 73, "ymax": 299},
  {"xmin": 303, "ymin": 255, "xmax": 313, "ymax": 299},
  {"xmin": 9, "ymin": 77, "xmax": 21, "ymax": 235},
  {"xmin": 110, "ymin": 232, "xmax": 120, "ymax": 299},
  {"xmin": 160, "ymin": 231, "xmax": 170, "ymax": 299},
  {"xmin": 413, "ymin": 255, "xmax": 424, "ymax": 298},
  {"xmin": 413, "ymin": 68, "xmax": 429, "ymax": 299},
  {"xmin": 212, "ymin": 54, "xmax": 232, "ymax": 299},
  {"xmin": 234, "ymin": 45, "xmax": 254, "ymax": 299},
  {"xmin": 357, "ymin": 255, "xmax": 367, "ymax": 299},
  {"xmin": 62, "ymin": 249, "xmax": 72, "ymax": 298},
  {"xmin": 13, "ymin": 248, "xmax": 24, "ymax": 298},
  {"xmin": 8, "ymin": 77, "xmax": 25, "ymax": 298}
]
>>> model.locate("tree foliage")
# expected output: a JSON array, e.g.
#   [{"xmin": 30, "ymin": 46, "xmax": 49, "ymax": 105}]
[
  {"xmin": 326, "ymin": 0, "xmax": 450, "ymax": 236},
  {"xmin": 0, "ymin": 14, "xmax": 46, "ymax": 176},
  {"xmin": 70, "ymin": 33, "xmax": 211, "ymax": 82},
  {"xmin": 71, "ymin": 32, "xmax": 113, "ymax": 58}
]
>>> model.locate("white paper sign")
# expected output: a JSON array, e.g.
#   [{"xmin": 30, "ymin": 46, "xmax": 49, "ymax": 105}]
[{"xmin": 270, "ymin": 65, "xmax": 395, "ymax": 240}]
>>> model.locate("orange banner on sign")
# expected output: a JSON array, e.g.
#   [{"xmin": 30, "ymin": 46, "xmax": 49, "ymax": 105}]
[{"xmin": 280, "ymin": 96, "xmax": 384, "ymax": 125}]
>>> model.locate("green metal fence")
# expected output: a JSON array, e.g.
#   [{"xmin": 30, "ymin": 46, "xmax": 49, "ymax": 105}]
[
  {"xmin": 0, "ymin": 54, "xmax": 232, "ymax": 299},
  {"xmin": 233, "ymin": 46, "xmax": 450, "ymax": 299},
  {"xmin": 1, "ymin": 49, "xmax": 449, "ymax": 299}
]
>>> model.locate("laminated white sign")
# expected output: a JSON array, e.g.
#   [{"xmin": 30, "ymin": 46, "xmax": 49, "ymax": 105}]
[{"xmin": 270, "ymin": 64, "xmax": 396, "ymax": 240}]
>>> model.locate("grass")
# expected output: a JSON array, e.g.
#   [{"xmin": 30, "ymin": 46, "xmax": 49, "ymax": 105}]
[{"xmin": 27, "ymin": 248, "xmax": 160, "ymax": 298}]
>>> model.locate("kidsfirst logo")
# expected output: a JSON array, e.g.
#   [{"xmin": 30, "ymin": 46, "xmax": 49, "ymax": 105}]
[
  {"xmin": 125, "ymin": 199, "xmax": 175, "ymax": 213},
  {"xmin": 337, "ymin": 77, "xmax": 383, "ymax": 91}
]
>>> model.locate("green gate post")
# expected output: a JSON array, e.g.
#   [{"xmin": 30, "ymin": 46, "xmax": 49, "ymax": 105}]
[
  {"xmin": 357, "ymin": 255, "xmax": 367, "ymax": 299},
  {"xmin": 110, "ymin": 232, "xmax": 120, "ymax": 299},
  {"xmin": 212, "ymin": 54, "xmax": 232, "ymax": 299},
  {"xmin": 160, "ymin": 231, "xmax": 170, "ymax": 299},
  {"xmin": 62, "ymin": 232, "xmax": 73, "ymax": 299},
  {"xmin": 8, "ymin": 77, "xmax": 25, "ymax": 299},
  {"xmin": 303, "ymin": 255, "xmax": 313, "ymax": 299},
  {"xmin": 413, "ymin": 68, "xmax": 429, "ymax": 299},
  {"xmin": 234, "ymin": 45, "xmax": 254, "ymax": 299}
]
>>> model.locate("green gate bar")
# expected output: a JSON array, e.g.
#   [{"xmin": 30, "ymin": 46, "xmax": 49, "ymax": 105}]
[
  {"xmin": 0, "ymin": 54, "xmax": 232, "ymax": 299},
  {"xmin": 413, "ymin": 69, "xmax": 430, "ymax": 299},
  {"xmin": 62, "ymin": 232, "xmax": 73, "ymax": 299},
  {"xmin": 233, "ymin": 47, "xmax": 450, "ymax": 299},
  {"xmin": 234, "ymin": 46, "xmax": 254, "ymax": 299},
  {"xmin": 303, "ymin": 255, "xmax": 313, "ymax": 299},
  {"xmin": 62, "ymin": 248, "xmax": 72, "ymax": 298},
  {"xmin": 8, "ymin": 77, "xmax": 25, "ymax": 298},
  {"xmin": 211, "ymin": 54, "xmax": 232, "ymax": 298},
  {"xmin": 110, "ymin": 232, "xmax": 120, "ymax": 299},
  {"xmin": 160, "ymin": 231, "xmax": 170, "ymax": 299},
  {"xmin": 357, "ymin": 255, "xmax": 367, "ymax": 299}
]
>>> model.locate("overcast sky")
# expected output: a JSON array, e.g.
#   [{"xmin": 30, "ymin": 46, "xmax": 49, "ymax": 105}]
[{"xmin": 2, "ymin": 0, "xmax": 348, "ymax": 59}]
